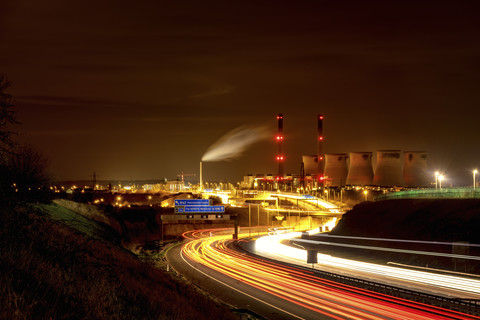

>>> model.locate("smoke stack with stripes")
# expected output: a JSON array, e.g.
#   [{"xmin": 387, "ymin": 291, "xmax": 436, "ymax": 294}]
[
  {"xmin": 317, "ymin": 114, "xmax": 324, "ymax": 182},
  {"xmin": 275, "ymin": 114, "xmax": 284, "ymax": 178}
]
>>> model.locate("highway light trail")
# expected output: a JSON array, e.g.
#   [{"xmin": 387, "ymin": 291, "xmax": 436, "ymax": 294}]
[
  {"xmin": 181, "ymin": 228, "xmax": 479, "ymax": 319},
  {"xmin": 272, "ymin": 192, "xmax": 339, "ymax": 210},
  {"xmin": 311, "ymin": 233, "xmax": 480, "ymax": 248},
  {"xmin": 256, "ymin": 232, "xmax": 480, "ymax": 299},
  {"xmin": 293, "ymin": 238, "xmax": 480, "ymax": 261}
]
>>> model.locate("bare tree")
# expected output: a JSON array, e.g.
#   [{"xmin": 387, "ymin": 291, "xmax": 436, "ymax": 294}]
[
  {"xmin": 9, "ymin": 145, "xmax": 49, "ymax": 188},
  {"xmin": 0, "ymin": 75, "xmax": 50, "ymax": 205},
  {"xmin": 1, "ymin": 144, "xmax": 51, "ymax": 205},
  {"xmin": 0, "ymin": 74, "xmax": 19, "ymax": 162}
]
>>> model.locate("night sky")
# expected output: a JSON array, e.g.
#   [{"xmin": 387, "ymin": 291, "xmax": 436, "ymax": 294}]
[{"xmin": 1, "ymin": 1, "xmax": 480, "ymax": 185}]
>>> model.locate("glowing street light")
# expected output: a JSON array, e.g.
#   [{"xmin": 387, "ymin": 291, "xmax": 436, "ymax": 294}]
[
  {"xmin": 435, "ymin": 171, "xmax": 439, "ymax": 190},
  {"xmin": 438, "ymin": 175, "xmax": 444, "ymax": 189},
  {"xmin": 363, "ymin": 190, "xmax": 368, "ymax": 201},
  {"xmin": 473, "ymin": 170, "xmax": 478, "ymax": 190}
]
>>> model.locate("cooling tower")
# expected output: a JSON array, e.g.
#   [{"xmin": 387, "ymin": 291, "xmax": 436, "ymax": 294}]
[
  {"xmin": 302, "ymin": 155, "xmax": 320, "ymax": 176},
  {"xmin": 403, "ymin": 151, "xmax": 428, "ymax": 187},
  {"xmin": 346, "ymin": 152, "xmax": 373, "ymax": 186},
  {"xmin": 324, "ymin": 154, "xmax": 348, "ymax": 187},
  {"xmin": 373, "ymin": 150, "xmax": 404, "ymax": 187}
]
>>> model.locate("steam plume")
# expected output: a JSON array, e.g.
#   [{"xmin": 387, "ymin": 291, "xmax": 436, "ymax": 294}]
[{"xmin": 202, "ymin": 125, "xmax": 271, "ymax": 162}]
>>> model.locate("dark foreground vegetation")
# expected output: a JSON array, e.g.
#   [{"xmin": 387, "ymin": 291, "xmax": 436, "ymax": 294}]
[
  {"xmin": 0, "ymin": 75, "xmax": 239, "ymax": 319},
  {"xmin": 0, "ymin": 204, "xmax": 237, "ymax": 319}
]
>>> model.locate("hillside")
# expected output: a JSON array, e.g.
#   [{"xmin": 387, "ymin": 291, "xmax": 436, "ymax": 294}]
[
  {"xmin": 0, "ymin": 203, "xmax": 238, "ymax": 320},
  {"xmin": 319, "ymin": 199, "xmax": 480, "ymax": 273},
  {"xmin": 331, "ymin": 199, "xmax": 480, "ymax": 243}
]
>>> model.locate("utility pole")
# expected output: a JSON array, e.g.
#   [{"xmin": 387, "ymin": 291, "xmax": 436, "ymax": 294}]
[
  {"xmin": 91, "ymin": 171, "xmax": 99, "ymax": 190},
  {"xmin": 249, "ymin": 204, "xmax": 251, "ymax": 237}
]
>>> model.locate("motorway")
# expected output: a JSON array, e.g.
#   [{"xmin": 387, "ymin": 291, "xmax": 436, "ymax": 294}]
[
  {"xmin": 252, "ymin": 233, "xmax": 480, "ymax": 301},
  {"xmin": 166, "ymin": 228, "xmax": 480, "ymax": 320}
]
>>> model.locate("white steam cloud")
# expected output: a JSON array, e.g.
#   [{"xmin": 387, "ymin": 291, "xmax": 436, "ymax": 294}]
[{"xmin": 202, "ymin": 125, "xmax": 271, "ymax": 162}]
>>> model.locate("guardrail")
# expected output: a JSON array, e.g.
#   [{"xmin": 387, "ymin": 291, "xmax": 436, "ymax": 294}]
[
  {"xmin": 311, "ymin": 270, "xmax": 480, "ymax": 315},
  {"xmin": 376, "ymin": 188, "xmax": 480, "ymax": 200},
  {"xmin": 235, "ymin": 241, "xmax": 480, "ymax": 316}
]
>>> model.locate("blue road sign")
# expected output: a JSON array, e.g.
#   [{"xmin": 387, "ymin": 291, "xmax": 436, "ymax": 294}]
[
  {"xmin": 175, "ymin": 207, "xmax": 185, "ymax": 213},
  {"xmin": 174, "ymin": 199, "xmax": 210, "ymax": 206},
  {"xmin": 184, "ymin": 205, "xmax": 225, "ymax": 213},
  {"xmin": 301, "ymin": 195, "xmax": 315, "ymax": 199}
]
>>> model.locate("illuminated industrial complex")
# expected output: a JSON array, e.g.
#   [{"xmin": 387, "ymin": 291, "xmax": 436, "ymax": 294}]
[{"xmin": 47, "ymin": 114, "xmax": 480, "ymax": 319}]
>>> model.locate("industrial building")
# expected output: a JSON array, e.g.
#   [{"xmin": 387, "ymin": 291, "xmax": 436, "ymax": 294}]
[{"xmin": 239, "ymin": 114, "xmax": 429, "ymax": 191}]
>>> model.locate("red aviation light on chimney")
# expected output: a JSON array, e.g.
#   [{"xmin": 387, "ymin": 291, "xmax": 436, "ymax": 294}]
[
  {"xmin": 276, "ymin": 115, "xmax": 283, "ymax": 120},
  {"xmin": 317, "ymin": 114, "xmax": 323, "ymax": 131},
  {"xmin": 276, "ymin": 155, "xmax": 285, "ymax": 161},
  {"xmin": 275, "ymin": 135, "xmax": 284, "ymax": 141},
  {"xmin": 319, "ymin": 156, "xmax": 324, "ymax": 161},
  {"xmin": 318, "ymin": 136, "xmax": 324, "ymax": 141}
]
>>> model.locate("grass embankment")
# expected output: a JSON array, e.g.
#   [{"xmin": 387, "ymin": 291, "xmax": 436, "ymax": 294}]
[
  {"xmin": 0, "ymin": 203, "xmax": 237, "ymax": 320},
  {"xmin": 332, "ymin": 199, "xmax": 480, "ymax": 242}
]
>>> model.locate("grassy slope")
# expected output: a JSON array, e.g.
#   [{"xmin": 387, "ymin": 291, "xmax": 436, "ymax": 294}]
[
  {"xmin": 331, "ymin": 199, "xmax": 480, "ymax": 242},
  {"xmin": 0, "ymin": 203, "xmax": 237, "ymax": 320}
]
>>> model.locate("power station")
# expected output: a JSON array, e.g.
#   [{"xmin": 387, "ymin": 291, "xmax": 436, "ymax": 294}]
[{"xmin": 266, "ymin": 114, "xmax": 428, "ymax": 189}]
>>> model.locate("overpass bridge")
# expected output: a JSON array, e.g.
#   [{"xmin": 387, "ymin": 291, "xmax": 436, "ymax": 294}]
[{"xmin": 213, "ymin": 190, "xmax": 346, "ymax": 216}]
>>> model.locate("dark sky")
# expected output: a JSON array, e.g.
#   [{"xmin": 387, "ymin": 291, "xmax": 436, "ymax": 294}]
[{"xmin": 1, "ymin": 1, "xmax": 480, "ymax": 185}]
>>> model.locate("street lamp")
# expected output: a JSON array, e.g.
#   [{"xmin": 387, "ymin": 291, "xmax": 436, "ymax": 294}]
[
  {"xmin": 438, "ymin": 175, "xmax": 444, "ymax": 189},
  {"xmin": 363, "ymin": 190, "xmax": 368, "ymax": 201},
  {"xmin": 435, "ymin": 171, "xmax": 439, "ymax": 190},
  {"xmin": 474, "ymin": 170, "xmax": 478, "ymax": 191}
]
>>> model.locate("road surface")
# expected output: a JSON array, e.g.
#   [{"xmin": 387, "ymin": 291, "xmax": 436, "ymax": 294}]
[{"xmin": 166, "ymin": 228, "xmax": 479, "ymax": 319}]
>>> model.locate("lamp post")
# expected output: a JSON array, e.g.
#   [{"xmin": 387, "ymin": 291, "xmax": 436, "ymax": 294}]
[
  {"xmin": 435, "ymin": 171, "xmax": 439, "ymax": 190},
  {"xmin": 363, "ymin": 190, "xmax": 368, "ymax": 201},
  {"xmin": 257, "ymin": 204, "xmax": 260, "ymax": 236},
  {"xmin": 474, "ymin": 170, "xmax": 478, "ymax": 191},
  {"xmin": 249, "ymin": 204, "xmax": 251, "ymax": 237},
  {"xmin": 438, "ymin": 175, "xmax": 444, "ymax": 189}
]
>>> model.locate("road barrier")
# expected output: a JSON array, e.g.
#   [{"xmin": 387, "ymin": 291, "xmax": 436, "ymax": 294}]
[{"xmin": 235, "ymin": 241, "xmax": 480, "ymax": 317}]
